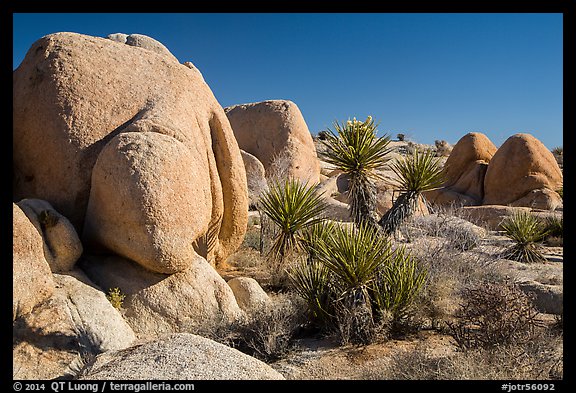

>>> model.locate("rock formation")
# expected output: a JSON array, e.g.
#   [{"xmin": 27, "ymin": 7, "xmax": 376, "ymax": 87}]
[
  {"xmin": 225, "ymin": 100, "xmax": 321, "ymax": 184},
  {"xmin": 483, "ymin": 133, "xmax": 563, "ymax": 210},
  {"xmin": 17, "ymin": 199, "xmax": 82, "ymax": 273},
  {"xmin": 425, "ymin": 132, "xmax": 497, "ymax": 206},
  {"xmin": 13, "ymin": 203, "xmax": 55, "ymax": 319},
  {"xmin": 13, "ymin": 32, "xmax": 247, "ymax": 268},
  {"xmin": 79, "ymin": 333, "xmax": 285, "ymax": 380}
]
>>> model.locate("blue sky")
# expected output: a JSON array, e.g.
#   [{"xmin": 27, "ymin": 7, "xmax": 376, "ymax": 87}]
[{"xmin": 13, "ymin": 13, "xmax": 563, "ymax": 149}]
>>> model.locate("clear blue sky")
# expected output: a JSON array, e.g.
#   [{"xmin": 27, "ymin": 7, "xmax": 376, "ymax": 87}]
[{"xmin": 13, "ymin": 13, "xmax": 563, "ymax": 149}]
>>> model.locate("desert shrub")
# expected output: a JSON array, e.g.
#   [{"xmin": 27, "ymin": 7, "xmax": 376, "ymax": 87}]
[
  {"xmin": 241, "ymin": 224, "xmax": 261, "ymax": 251},
  {"xmin": 402, "ymin": 211, "xmax": 484, "ymax": 251},
  {"xmin": 551, "ymin": 146, "xmax": 563, "ymax": 156},
  {"xmin": 403, "ymin": 238, "xmax": 499, "ymax": 330},
  {"xmin": 542, "ymin": 216, "xmax": 563, "ymax": 246},
  {"xmin": 367, "ymin": 331, "xmax": 562, "ymax": 380},
  {"xmin": 106, "ymin": 288, "xmax": 125, "ymax": 310},
  {"xmin": 235, "ymin": 295, "xmax": 307, "ymax": 362},
  {"xmin": 320, "ymin": 116, "xmax": 392, "ymax": 228},
  {"xmin": 499, "ymin": 210, "xmax": 549, "ymax": 263},
  {"xmin": 317, "ymin": 130, "xmax": 330, "ymax": 140},
  {"xmin": 446, "ymin": 280, "xmax": 540, "ymax": 350},
  {"xmin": 397, "ymin": 133, "xmax": 405, "ymax": 141}
]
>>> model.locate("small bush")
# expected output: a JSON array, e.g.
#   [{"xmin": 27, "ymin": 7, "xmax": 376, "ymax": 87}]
[
  {"xmin": 447, "ymin": 280, "xmax": 540, "ymax": 350},
  {"xmin": 367, "ymin": 332, "xmax": 562, "ymax": 380},
  {"xmin": 543, "ymin": 216, "xmax": 562, "ymax": 235},
  {"xmin": 317, "ymin": 130, "xmax": 330, "ymax": 140},
  {"xmin": 106, "ymin": 288, "xmax": 125, "ymax": 310},
  {"xmin": 551, "ymin": 146, "xmax": 563, "ymax": 156},
  {"xmin": 499, "ymin": 210, "xmax": 549, "ymax": 263},
  {"xmin": 235, "ymin": 295, "xmax": 306, "ymax": 362},
  {"xmin": 397, "ymin": 133, "xmax": 405, "ymax": 141}
]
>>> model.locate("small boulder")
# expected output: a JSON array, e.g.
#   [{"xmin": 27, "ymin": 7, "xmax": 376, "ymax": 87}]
[
  {"xmin": 13, "ymin": 203, "xmax": 54, "ymax": 319},
  {"xmin": 17, "ymin": 198, "xmax": 82, "ymax": 273},
  {"xmin": 227, "ymin": 277, "xmax": 270, "ymax": 313},
  {"xmin": 125, "ymin": 33, "xmax": 179, "ymax": 62},
  {"xmin": 241, "ymin": 150, "xmax": 268, "ymax": 209},
  {"xmin": 435, "ymin": 139, "xmax": 453, "ymax": 157},
  {"xmin": 79, "ymin": 333, "xmax": 285, "ymax": 380},
  {"xmin": 517, "ymin": 280, "xmax": 562, "ymax": 315}
]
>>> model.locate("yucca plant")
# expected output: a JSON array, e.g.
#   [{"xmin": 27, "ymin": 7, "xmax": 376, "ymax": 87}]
[
  {"xmin": 499, "ymin": 210, "xmax": 549, "ymax": 263},
  {"xmin": 320, "ymin": 116, "xmax": 392, "ymax": 228},
  {"xmin": 313, "ymin": 222, "xmax": 393, "ymax": 343},
  {"xmin": 259, "ymin": 178, "xmax": 327, "ymax": 260},
  {"xmin": 378, "ymin": 148, "xmax": 444, "ymax": 235},
  {"xmin": 259, "ymin": 178, "xmax": 328, "ymax": 287},
  {"xmin": 289, "ymin": 258, "xmax": 335, "ymax": 324},
  {"xmin": 298, "ymin": 220, "xmax": 335, "ymax": 263},
  {"xmin": 371, "ymin": 245, "xmax": 427, "ymax": 322}
]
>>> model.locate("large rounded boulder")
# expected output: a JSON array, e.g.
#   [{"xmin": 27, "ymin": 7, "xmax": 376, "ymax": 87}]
[
  {"xmin": 13, "ymin": 32, "xmax": 247, "ymax": 268},
  {"xmin": 425, "ymin": 132, "xmax": 497, "ymax": 206},
  {"xmin": 225, "ymin": 100, "xmax": 321, "ymax": 184},
  {"xmin": 483, "ymin": 133, "xmax": 562, "ymax": 210}
]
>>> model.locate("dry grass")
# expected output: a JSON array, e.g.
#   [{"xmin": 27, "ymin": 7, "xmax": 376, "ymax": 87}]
[{"xmin": 363, "ymin": 331, "xmax": 562, "ymax": 380}]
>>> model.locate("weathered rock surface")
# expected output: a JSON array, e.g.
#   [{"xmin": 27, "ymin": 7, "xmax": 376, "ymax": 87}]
[
  {"xmin": 17, "ymin": 198, "xmax": 82, "ymax": 273},
  {"xmin": 225, "ymin": 100, "xmax": 320, "ymax": 184},
  {"xmin": 124, "ymin": 33, "xmax": 178, "ymax": 61},
  {"xmin": 13, "ymin": 269, "xmax": 136, "ymax": 380},
  {"xmin": 79, "ymin": 333, "xmax": 285, "ymax": 380},
  {"xmin": 83, "ymin": 132, "xmax": 210, "ymax": 274},
  {"xmin": 13, "ymin": 32, "xmax": 247, "ymax": 267},
  {"xmin": 13, "ymin": 203, "xmax": 55, "ymax": 319},
  {"xmin": 483, "ymin": 133, "xmax": 562, "ymax": 210},
  {"xmin": 227, "ymin": 277, "xmax": 270, "ymax": 313},
  {"xmin": 241, "ymin": 150, "xmax": 268, "ymax": 209},
  {"xmin": 79, "ymin": 254, "xmax": 244, "ymax": 338}
]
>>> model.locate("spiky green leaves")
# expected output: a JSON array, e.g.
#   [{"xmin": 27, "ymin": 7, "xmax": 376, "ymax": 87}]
[
  {"xmin": 314, "ymin": 223, "xmax": 392, "ymax": 292},
  {"xmin": 389, "ymin": 148, "xmax": 445, "ymax": 193},
  {"xmin": 259, "ymin": 178, "xmax": 328, "ymax": 261},
  {"xmin": 320, "ymin": 116, "xmax": 392, "ymax": 227},
  {"xmin": 379, "ymin": 149, "xmax": 445, "ymax": 235},
  {"xmin": 500, "ymin": 210, "xmax": 549, "ymax": 263},
  {"xmin": 320, "ymin": 117, "xmax": 392, "ymax": 178},
  {"xmin": 372, "ymin": 245, "xmax": 427, "ymax": 321}
]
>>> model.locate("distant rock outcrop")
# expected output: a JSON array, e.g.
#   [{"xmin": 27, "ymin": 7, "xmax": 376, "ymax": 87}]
[
  {"xmin": 424, "ymin": 132, "xmax": 561, "ymax": 211},
  {"xmin": 225, "ymin": 100, "xmax": 321, "ymax": 184},
  {"xmin": 425, "ymin": 132, "xmax": 497, "ymax": 206},
  {"xmin": 13, "ymin": 32, "xmax": 247, "ymax": 268},
  {"xmin": 483, "ymin": 133, "xmax": 563, "ymax": 210}
]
